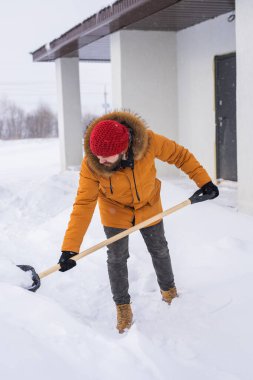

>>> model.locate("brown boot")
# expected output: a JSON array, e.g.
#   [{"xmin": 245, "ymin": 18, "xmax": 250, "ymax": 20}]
[
  {"xmin": 161, "ymin": 287, "xmax": 178, "ymax": 304},
  {"xmin": 116, "ymin": 304, "xmax": 133, "ymax": 333}
]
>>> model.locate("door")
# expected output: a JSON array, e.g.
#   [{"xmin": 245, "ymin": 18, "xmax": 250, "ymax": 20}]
[{"xmin": 215, "ymin": 53, "xmax": 237, "ymax": 181}]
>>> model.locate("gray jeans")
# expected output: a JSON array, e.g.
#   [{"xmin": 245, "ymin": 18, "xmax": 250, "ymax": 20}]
[{"xmin": 104, "ymin": 220, "xmax": 175, "ymax": 305}]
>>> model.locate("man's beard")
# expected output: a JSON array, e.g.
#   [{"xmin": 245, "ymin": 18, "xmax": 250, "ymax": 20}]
[{"xmin": 101, "ymin": 153, "xmax": 124, "ymax": 171}]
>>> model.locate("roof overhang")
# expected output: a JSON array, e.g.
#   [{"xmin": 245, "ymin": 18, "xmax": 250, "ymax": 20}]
[{"xmin": 31, "ymin": 0, "xmax": 235, "ymax": 63}]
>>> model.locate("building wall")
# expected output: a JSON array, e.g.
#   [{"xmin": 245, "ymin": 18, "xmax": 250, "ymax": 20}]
[
  {"xmin": 111, "ymin": 30, "xmax": 178, "ymax": 176},
  {"xmin": 177, "ymin": 13, "xmax": 236, "ymax": 180},
  {"xmin": 236, "ymin": 0, "xmax": 253, "ymax": 214}
]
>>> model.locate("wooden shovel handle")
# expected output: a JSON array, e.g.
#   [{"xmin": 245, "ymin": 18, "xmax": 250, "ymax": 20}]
[{"xmin": 39, "ymin": 199, "xmax": 191, "ymax": 279}]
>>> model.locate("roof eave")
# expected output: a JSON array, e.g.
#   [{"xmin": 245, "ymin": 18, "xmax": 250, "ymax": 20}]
[{"xmin": 31, "ymin": 0, "xmax": 180, "ymax": 62}]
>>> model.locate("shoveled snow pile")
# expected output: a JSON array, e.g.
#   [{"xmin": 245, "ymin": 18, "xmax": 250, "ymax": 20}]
[{"xmin": 0, "ymin": 138, "xmax": 252, "ymax": 380}]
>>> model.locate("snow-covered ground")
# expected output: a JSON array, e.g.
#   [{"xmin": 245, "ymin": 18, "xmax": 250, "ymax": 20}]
[{"xmin": 0, "ymin": 138, "xmax": 252, "ymax": 380}]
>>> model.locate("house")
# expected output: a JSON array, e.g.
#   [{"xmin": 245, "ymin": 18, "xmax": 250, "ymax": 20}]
[{"xmin": 31, "ymin": 0, "xmax": 253, "ymax": 215}]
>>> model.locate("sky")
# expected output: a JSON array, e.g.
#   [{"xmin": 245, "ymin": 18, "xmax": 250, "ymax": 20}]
[{"xmin": 0, "ymin": 0, "xmax": 113, "ymax": 115}]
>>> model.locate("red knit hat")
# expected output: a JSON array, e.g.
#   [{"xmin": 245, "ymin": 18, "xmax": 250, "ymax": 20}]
[{"xmin": 90, "ymin": 120, "xmax": 129, "ymax": 157}]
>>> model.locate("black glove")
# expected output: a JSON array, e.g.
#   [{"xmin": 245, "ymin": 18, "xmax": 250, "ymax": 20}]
[
  {"xmin": 58, "ymin": 251, "xmax": 78, "ymax": 272},
  {"xmin": 201, "ymin": 181, "xmax": 219, "ymax": 200}
]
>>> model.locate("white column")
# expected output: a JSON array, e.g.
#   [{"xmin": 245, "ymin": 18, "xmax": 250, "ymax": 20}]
[
  {"xmin": 236, "ymin": 0, "xmax": 253, "ymax": 214},
  {"xmin": 55, "ymin": 57, "xmax": 83, "ymax": 171},
  {"xmin": 111, "ymin": 32, "xmax": 123, "ymax": 109},
  {"xmin": 110, "ymin": 30, "xmax": 178, "ymax": 177}
]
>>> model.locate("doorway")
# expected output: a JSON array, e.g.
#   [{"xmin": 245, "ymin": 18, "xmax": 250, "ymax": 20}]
[{"xmin": 215, "ymin": 53, "xmax": 237, "ymax": 181}]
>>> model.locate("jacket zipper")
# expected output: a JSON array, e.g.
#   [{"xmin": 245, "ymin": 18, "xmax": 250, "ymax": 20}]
[
  {"xmin": 109, "ymin": 177, "xmax": 113, "ymax": 194},
  {"xmin": 131, "ymin": 168, "xmax": 140, "ymax": 201},
  {"xmin": 109, "ymin": 170, "xmax": 140, "ymax": 202}
]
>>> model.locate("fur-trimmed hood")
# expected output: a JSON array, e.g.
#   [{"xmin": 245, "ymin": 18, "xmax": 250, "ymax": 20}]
[{"xmin": 84, "ymin": 110, "xmax": 149, "ymax": 177}]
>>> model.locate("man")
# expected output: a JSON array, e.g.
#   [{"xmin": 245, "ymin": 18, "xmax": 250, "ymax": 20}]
[{"xmin": 59, "ymin": 110, "xmax": 219, "ymax": 333}]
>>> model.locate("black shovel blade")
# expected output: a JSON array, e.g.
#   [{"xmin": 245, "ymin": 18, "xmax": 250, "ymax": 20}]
[{"xmin": 17, "ymin": 265, "xmax": 41, "ymax": 292}]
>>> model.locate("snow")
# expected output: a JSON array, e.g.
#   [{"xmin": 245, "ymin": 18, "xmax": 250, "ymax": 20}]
[{"xmin": 0, "ymin": 138, "xmax": 253, "ymax": 380}]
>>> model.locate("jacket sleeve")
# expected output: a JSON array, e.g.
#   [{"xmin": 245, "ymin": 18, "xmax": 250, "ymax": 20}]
[
  {"xmin": 150, "ymin": 130, "xmax": 211, "ymax": 187},
  {"xmin": 61, "ymin": 157, "xmax": 99, "ymax": 253}
]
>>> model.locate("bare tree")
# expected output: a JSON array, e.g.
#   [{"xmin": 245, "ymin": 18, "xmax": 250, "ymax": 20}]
[
  {"xmin": 0, "ymin": 98, "xmax": 58, "ymax": 139},
  {"xmin": 26, "ymin": 103, "xmax": 58, "ymax": 138},
  {"xmin": 0, "ymin": 98, "xmax": 26, "ymax": 139}
]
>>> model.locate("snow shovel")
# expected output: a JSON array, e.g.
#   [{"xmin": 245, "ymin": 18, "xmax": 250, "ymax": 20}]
[{"xmin": 17, "ymin": 188, "xmax": 213, "ymax": 292}]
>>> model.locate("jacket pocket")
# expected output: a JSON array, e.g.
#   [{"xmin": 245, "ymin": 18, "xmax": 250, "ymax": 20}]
[{"xmin": 148, "ymin": 179, "xmax": 161, "ymax": 206}]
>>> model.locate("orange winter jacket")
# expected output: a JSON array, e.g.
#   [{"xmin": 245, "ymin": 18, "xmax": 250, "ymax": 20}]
[{"xmin": 61, "ymin": 110, "xmax": 211, "ymax": 253}]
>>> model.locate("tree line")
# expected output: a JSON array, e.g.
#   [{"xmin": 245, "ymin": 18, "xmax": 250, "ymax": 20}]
[
  {"xmin": 0, "ymin": 98, "xmax": 58, "ymax": 140},
  {"xmin": 0, "ymin": 98, "xmax": 98, "ymax": 140}
]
